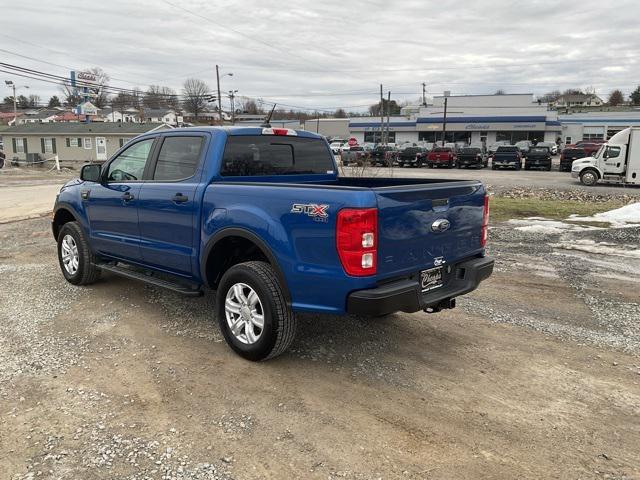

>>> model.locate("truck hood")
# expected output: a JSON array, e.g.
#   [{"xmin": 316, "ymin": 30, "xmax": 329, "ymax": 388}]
[{"xmin": 572, "ymin": 157, "xmax": 596, "ymax": 168}]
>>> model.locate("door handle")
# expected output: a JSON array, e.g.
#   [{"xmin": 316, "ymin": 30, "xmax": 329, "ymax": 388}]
[
  {"xmin": 172, "ymin": 193, "xmax": 188, "ymax": 203},
  {"xmin": 122, "ymin": 192, "xmax": 135, "ymax": 202}
]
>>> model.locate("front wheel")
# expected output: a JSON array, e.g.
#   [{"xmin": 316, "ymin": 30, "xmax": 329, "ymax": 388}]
[
  {"xmin": 216, "ymin": 261, "xmax": 296, "ymax": 361},
  {"xmin": 580, "ymin": 169, "xmax": 598, "ymax": 186},
  {"xmin": 57, "ymin": 221, "xmax": 101, "ymax": 285}
]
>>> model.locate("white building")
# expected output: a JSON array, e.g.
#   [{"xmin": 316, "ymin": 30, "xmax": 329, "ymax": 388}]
[
  {"xmin": 348, "ymin": 94, "xmax": 561, "ymax": 146},
  {"xmin": 553, "ymin": 93, "xmax": 604, "ymax": 108},
  {"xmin": 559, "ymin": 111, "xmax": 640, "ymax": 144}
]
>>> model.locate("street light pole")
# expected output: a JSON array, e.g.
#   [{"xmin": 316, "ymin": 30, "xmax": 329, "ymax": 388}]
[
  {"xmin": 228, "ymin": 90, "xmax": 238, "ymax": 125},
  {"xmin": 442, "ymin": 90, "xmax": 450, "ymax": 147}
]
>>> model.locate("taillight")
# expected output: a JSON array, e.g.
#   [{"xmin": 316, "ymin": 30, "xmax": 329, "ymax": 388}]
[
  {"xmin": 481, "ymin": 195, "xmax": 490, "ymax": 247},
  {"xmin": 262, "ymin": 127, "xmax": 297, "ymax": 136},
  {"xmin": 336, "ymin": 208, "xmax": 377, "ymax": 276}
]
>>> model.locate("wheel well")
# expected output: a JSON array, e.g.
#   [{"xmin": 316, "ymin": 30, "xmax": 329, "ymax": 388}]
[
  {"xmin": 52, "ymin": 208, "xmax": 76, "ymax": 240},
  {"xmin": 204, "ymin": 235, "xmax": 270, "ymax": 289},
  {"xmin": 581, "ymin": 167, "xmax": 601, "ymax": 178}
]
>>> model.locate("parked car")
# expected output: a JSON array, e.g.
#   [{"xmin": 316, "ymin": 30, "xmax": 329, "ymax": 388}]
[
  {"xmin": 524, "ymin": 146, "xmax": 552, "ymax": 171},
  {"xmin": 457, "ymin": 147, "xmax": 487, "ymax": 168},
  {"xmin": 492, "ymin": 146, "xmax": 522, "ymax": 170},
  {"xmin": 427, "ymin": 147, "xmax": 457, "ymax": 168},
  {"xmin": 537, "ymin": 141, "xmax": 558, "ymax": 155},
  {"xmin": 397, "ymin": 145, "xmax": 428, "ymax": 168},
  {"xmin": 329, "ymin": 141, "xmax": 344, "ymax": 155},
  {"xmin": 370, "ymin": 145, "xmax": 397, "ymax": 167},
  {"xmin": 570, "ymin": 142, "xmax": 601, "ymax": 157},
  {"xmin": 488, "ymin": 141, "xmax": 511, "ymax": 154},
  {"xmin": 559, "ymin": 147, "xmax": 587, "ymax": 172},
  {"xmin": 341, "ymin": 145, "xmax": 369, "ymax": 166},
  {"xmin": 52, "ymin": 126, "xmax": 494, "ymax": 360},
  {"xmin": 515, "ymin": 140, "xmax": 532, "ymax": 156}
]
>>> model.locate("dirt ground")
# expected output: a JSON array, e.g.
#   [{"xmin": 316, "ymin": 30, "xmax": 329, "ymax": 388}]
[{"xmin": 1, "ymin": 206, "xmax": 639, "ymax": 479}]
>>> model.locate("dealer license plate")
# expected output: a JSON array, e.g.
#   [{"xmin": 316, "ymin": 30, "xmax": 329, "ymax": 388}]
[{"xmin": 420, "ymin": 266, "xmax": 443, "ymax": 292}]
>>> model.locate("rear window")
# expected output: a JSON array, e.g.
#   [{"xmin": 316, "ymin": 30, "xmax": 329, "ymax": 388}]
[
  {"xmin": 529, "ymin": 147, "xmax": 549, "ymax": 154},
  {"xmin": 564, "ymin": 149, "xmax": 586, "ymax": 156},
  {"xmin": 433, "ymin": 147, "xmax": 450, "ymax": 152},
  {"xmin": 460, "ymin": 148, "xmax": 481, "ymax": 154},
  {"xmin": 496, "ymin": 146, "xmax": 518, "ymax": 152},
  {"xmin": 221, "ymin": 135, "xmax": 334, "ymax": 176}
]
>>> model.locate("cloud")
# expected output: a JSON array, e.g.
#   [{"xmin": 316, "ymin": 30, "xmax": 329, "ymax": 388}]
[{"xmin": 2, "ymin": 0, "xmax": 639, "ymax": 112}]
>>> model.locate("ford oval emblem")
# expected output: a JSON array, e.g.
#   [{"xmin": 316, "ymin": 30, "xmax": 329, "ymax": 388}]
[{"xmin": 431, "ymin": 218, "xmax": 450, "ymax": 233}]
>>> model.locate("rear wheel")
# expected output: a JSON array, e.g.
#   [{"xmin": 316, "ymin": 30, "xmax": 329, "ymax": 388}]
[
  {"xmin": 216, "ymin": 261, "xmax": 296, "ymax": 361},
  {"xmin": 580, "ymin": 169, "xmax": 599, "ymax": 186}
]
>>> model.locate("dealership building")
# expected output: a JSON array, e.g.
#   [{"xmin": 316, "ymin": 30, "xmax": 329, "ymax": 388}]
[
  {"xmin": 348, "ymin": 94, "xmax": 562, "ymax": 146},
  {"xmin": 558, "ymin": 111, "xmax": 640, "ymax": 145}
]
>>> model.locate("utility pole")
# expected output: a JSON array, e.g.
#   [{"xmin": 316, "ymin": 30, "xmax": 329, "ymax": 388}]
[
  {"xmin": 10, "ymin": 83, "xmax": 16, "ymax": 125},
  {"xmin": 379, "ymin": 84, "xmax": 384, "ymax": 145},
  {"xmin": 216, "ymin": 64, "xmax": 222, "ymax": 125},
  {"xmin": 422, "ymin": 82, "xmax": 427, "ymax": 107},
  {"xmin": 228, "ymin": 90, "xmax": 238, "ymax": 125},
  {"xmin": 442, "ymin": 92, "xmax": 449, "ymax": 147},
  {"xmin": 386, "ymin": 91, "xmax": 391, "ymax": 146}
]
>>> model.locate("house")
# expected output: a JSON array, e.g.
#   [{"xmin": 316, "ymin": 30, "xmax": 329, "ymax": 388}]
[
  {"xmin": 101, "ymin": 107, "xmax": 140, "ymax": 123},
  {"xmin": 3, "ymin": 122, "xmax": 173, "ymax": 165},
  {"xmin": 141, "ymin": 108, "xmax": 180, "ymax": 125},
  {"xmin": 18, "ymin": 109, "xmax": 61, "ymax": 124},
  {"xmin": 553, "ymin": 93, "xmax": 604, "ymax": 109},
  {"xmin": 0, "ymin": 111, "xmax": 24, "ymax": 125}
]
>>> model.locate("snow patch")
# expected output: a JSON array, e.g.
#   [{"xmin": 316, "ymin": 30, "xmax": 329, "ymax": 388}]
[
  {"xmin": 550, "ymin": 239, "xmax": 640, "ymax": 259},
  {"xmin": 569, "ymin": 202, "xmax": 640, "ymax": 227},
  {"xmin": 508, "ymin": 218, "xmax": 600, "ymax": 234}
]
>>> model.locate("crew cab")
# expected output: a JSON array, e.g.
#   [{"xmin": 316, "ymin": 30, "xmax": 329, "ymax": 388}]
[
  {"xmin": 524, "ymin": 146, "xmax": 552, "ymax": 171},
  {"xmin": 457, "ymin": 147, "xmax": 487, "ymax": 169},
  {"xmin": 427, "ymin": 147, "xmax": 457, "ymax": 168},
  {"xmin": 52, "ymin": 127, "xmax": 494, "ymax": 361},
  {"xmin": 491, "ymin": 146, "xmax": 522, "ymax": 170},
  {"xmin": 340, "ymin": 145, "xmax": 369, "ymax": 166},
  {"xmin": 396, "ymin": 145, "xmax": 428, "ymax": 168},
  {"xmin": 370, "ymin": 145, "xmax": 397, "ymax": 167},
  {"xmin": 559, "ymin": 147, "xmax": 586, "ymax": 172}
]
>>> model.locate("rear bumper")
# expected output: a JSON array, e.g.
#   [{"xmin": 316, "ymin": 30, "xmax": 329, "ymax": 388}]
[{"xmin": 346, "ymin": 256, "xmax": 494, "ymax": 316}]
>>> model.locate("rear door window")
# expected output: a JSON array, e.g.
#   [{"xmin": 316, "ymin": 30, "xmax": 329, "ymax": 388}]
[
  {"xmin": 153, "ymin": 136, "xmax": 204, "ymax": 181},
  {"xmin": 221, "ymin": 135, "xmax": 334, "ymax": 176}
]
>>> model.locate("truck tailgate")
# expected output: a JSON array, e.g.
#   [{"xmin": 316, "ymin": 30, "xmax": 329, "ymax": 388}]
[{"xmin": 374, "ymin": 181, "xmax": 485, "ymax": 279}]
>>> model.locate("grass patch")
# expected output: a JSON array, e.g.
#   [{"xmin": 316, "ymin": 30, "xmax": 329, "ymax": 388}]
[{"xmin": 490, "ymin": 197, "xmax": 627, "ymax": 223}]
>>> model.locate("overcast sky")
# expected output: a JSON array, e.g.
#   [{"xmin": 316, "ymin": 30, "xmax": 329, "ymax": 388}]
[{"xmin": 2, "ymin": 0, "xmax": 639, "ymax": 112}]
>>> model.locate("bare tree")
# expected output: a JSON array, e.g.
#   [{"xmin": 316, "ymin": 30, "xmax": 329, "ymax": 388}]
[
  {"xmin": 85, "ymin": 67, "xmax": 110, "ymax": 108},
  {"xmin": 48, "ymin": 95, "xmax": 61, "ymax": 108},
  {"xmin": 334, "ymin": 108, "xmax": 347, "ymax": 118},
  {"xmin": 144, "ymin": 85, "xmax": 180, "ymax": 110},
  {"xmin": 240, "ymin": 98, "xmax": 264, "ymax": 115},
  {"xmin": 608, "ymin": 89, "xmax": 625, "ymax": 106},
  {"xmin": 182, "ymin": 78, "xmax": 211, "ymax": 120}
]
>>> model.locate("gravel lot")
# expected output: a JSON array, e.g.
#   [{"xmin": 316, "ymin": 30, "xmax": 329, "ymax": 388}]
[{"xmin": 1, "ymin": 193, "xmax": 639, "ymax": 479}]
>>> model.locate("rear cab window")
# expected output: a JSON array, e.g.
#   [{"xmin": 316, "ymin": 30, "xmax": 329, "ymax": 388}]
[
  {"xmin": 153, "ymin": 136, "xmax": 204, "ymax": 181},
  {"xmin": 221, "ymin": 135, "xmax": 334, "ymax": 176}
]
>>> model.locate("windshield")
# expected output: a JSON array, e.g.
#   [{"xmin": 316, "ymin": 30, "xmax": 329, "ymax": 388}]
[
  {"xmin": 593, "ymin": 144, "xmax": 606, "ymax": 159},
  {"xmin": 221, "ymin": 135, "xmax": 334, "ymax": 176}
]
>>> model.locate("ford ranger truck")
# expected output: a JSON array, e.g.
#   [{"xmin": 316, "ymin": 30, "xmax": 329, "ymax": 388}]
[{"xmin": 52, "ymin": 127, "xmax": 494, "ymax": 361}]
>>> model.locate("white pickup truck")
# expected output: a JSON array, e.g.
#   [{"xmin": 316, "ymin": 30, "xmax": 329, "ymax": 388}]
[{"xmin": 572, "ymin": 127, "xmax": 640, "ymax": 186}]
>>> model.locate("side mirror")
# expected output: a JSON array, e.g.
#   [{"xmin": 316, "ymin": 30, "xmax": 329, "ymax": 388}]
[{"xmin": 80, "ymin": 164, "xmax": 102, "ymax": 183}]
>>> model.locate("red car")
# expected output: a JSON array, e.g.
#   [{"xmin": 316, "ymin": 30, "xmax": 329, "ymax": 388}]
[
  {"xmin": 571, "ymin": 141, "xmax": 602, "ymax": 156},
  {"xmin": 427, "ymin": 147, "xmax": 457, "ymax": 168}
]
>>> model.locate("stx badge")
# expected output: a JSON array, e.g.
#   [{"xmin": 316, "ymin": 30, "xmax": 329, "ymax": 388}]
[{"xmin": 291, "ymin": 203, "xmax": 330, "ymax": 220}]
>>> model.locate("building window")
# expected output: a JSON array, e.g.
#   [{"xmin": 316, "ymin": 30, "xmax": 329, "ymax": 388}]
[
  {"xmin": 364, "ymin": 132, "xmax": 395, "ymax": 143},
  {"xmin": 418, "ymin": 132, "xmax": 438, "ymax": 142},
  {"xmin": 119, "ymin": 138, "xmax": 130, "ymax": 148},
  {"xmin": 565, "ymin": 136, "xmax": 572, "ymax": 145},
  {"xmin": 582, "ymin": 133, "xmax": 604, "ymax": 141},
  {"xmin": 14, "ymin": 138, "xmax": 26, "ymax": 153},
  {"xmin": 41, "ymin": 137, "xmax": 56, "ymax": 154},
  {"xmin": 65, "ymin": 137, "xmax": 82, "ymax": 147},
  {"xmin": 83, "ymin": 137, "xmax": 92, "ymax": 149}
]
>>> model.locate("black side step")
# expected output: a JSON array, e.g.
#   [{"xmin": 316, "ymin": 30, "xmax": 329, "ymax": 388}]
[{"xmin": 97, "ymin": 263, "xmax": 203, "ymax": 297}]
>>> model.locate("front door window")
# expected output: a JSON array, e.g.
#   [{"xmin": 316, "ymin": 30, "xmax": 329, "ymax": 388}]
[{"xmin": 106, "ymin": 138, "xmax": 154, "ymax": 182}]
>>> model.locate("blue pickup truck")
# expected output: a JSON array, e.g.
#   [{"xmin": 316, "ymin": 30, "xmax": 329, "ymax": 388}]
[{"xmin": 52, "ymin": 127, "xmax": 493, "ymax": 361}]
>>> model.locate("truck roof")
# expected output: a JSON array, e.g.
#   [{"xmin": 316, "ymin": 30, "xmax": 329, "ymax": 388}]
[{"xmin": 143, "ymin": 126, "xmax": 325, "ymax": 140}]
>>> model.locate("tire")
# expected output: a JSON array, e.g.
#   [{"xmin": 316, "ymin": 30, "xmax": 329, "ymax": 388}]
[
  {"xmin": 57, "ymin": 221, "xmax": 101, "ymax": 285},
  {"xmin": 428, "ymin": 163, "xmax": 434, "ymax": 168},
  {"xmin": 492, "ymin": 165, "xmax": 497, "ymax": 170},
  {"xmin": 216, "ymin": 261, "xmax": 296, "ymax": 361},
  {"xmin": 524, "ymin": 165, "xmax": 530, "ymax": 171},
  {"xmin": 580, "ymin": 169, "xmax": 599, "ymax": 186}
]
